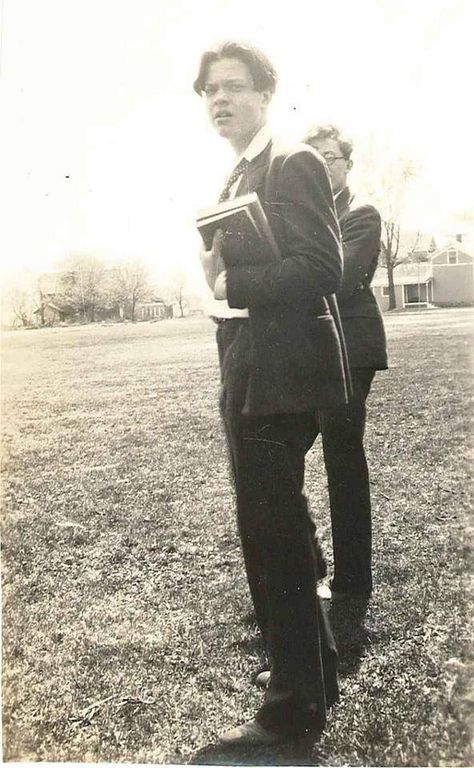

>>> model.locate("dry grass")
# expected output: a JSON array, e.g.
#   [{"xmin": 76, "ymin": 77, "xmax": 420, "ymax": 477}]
[{"xmin": 1, "ymin": 309, "xmax": 473, "ymax": 765}]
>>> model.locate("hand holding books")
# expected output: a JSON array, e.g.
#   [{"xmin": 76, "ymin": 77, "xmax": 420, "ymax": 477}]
[
  {"xmin": 199, "ymin": 229, "xmax": 225, "ymax": 292},
  {"xmin": 213, "ymin": 266, "xmax": 227, "ymax": 300},
  {"xmin": 197, "ymin": 192, "xmax": 280, "ymax": 268}
]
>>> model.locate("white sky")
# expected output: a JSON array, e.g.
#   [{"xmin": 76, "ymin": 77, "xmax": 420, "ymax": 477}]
[{"xmin": 1, "ymin": 0, "xmax": 473, "ymax": 289}]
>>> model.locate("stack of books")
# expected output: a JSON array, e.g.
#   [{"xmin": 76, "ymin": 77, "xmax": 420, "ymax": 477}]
[{"xmin": 196, "ymin": 192, "xmax": 280, "ymax": 265}]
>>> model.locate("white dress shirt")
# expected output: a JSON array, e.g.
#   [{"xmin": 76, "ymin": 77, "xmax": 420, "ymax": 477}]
[{"xmin": 206, "ymin": 125, "xmax": 272, "ymax": 319}]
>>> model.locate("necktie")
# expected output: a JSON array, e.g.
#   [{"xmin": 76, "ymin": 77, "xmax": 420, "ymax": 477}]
[{"xmin": 218, "ymin": 158, "xmax": 250, "ymax": 202}]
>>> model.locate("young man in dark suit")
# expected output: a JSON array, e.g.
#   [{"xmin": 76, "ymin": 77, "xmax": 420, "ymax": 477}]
[
  {"xmin": 195, "ymin": 42, "xmax": 349, "ymax": 746},
  {"xmin": 304, "ymin": 125, "xmax": 388, "ymax": 600}
]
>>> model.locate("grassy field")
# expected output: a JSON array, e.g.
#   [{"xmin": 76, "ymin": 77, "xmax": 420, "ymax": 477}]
[{"xmin": 1, "ymin": 308, "xmax": 473, "ymax": 765}]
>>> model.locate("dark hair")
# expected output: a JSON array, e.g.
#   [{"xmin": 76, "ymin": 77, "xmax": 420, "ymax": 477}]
[
  {"xmin": 303, "ymin": 124, "xmax": 353, "ymax": 161},
  {"xmin": 193, "ymin": 41, "xmax": 277, "ymax": 95}
]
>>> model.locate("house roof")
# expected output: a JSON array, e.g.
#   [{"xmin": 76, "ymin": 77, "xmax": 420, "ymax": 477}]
[
  {"xmin": 429, "ymin": 243, "xmax": 472, "ymax": 261},
  {"xmin": 372, "ymin": 264, "xmax": 433, "ymax": 287},
  {"xmin": 137, "ymin": 298, "xmax": 166, "ymax": 307},
  {"xmin": 33, "ymin": 302, "xmax": 64, "ymax": 314}
]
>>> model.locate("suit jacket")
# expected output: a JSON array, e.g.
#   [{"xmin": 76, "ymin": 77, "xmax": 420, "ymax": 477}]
[
  {"xmin": 335, "ymin": 187, "xmax": 388, "ymax": 370},
  {"xmin": 222, "ymin": 140, "xmax": 348, "ymax": 415}
]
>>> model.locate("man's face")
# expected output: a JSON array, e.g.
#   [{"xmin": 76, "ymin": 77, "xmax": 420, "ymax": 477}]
[
  {"xmin": 307, "ymin": 137, "xmax": 352, "ymax": 194},
  {"xmin": 203, "ymin": 57, "xmax": 271, "ymax": 152}
]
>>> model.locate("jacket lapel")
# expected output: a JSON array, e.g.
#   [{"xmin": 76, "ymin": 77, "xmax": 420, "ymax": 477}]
[
  {"xmin": 235, "ymin": 141, "xmax": 272, "ymax": 197},
  {"xmin": 335, "ymin": 186, "xmax": 352, "ymax": 220}
]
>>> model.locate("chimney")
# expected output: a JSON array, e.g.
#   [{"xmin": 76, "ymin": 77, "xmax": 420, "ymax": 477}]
[{"xmin": 456, "ymin": 233, "xmax": 462, "ymax": 243}]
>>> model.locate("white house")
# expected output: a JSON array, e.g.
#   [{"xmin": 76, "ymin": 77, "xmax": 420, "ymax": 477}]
[{"xmin": 372, "ymin": 242, "xmax": 474, "ymax": 310}]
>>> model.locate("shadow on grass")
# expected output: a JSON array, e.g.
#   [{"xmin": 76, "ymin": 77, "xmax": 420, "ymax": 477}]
[
  {"xmin": 191, "ymin": 737, "xmax": 328, "ymax": 765},
  {"xmin": 191, "ymin": 602, "xmax": 368, "ymax": 766},
  {"xmin": 231, "ymin": 612, "xmax": 266, "ymax": 657},
  {"xmin": 327, "ymin": 598, "xmax": 370, "ymax": 678}
]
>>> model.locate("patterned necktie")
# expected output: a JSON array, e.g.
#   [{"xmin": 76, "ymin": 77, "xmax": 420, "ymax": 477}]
[{"xmin": 218, "ymin": 158, "xmax": 250, "ymax": 202}]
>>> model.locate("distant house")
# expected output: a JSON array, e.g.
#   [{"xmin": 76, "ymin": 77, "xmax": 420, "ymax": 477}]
[
  {"xmin": 372, "ymin": 264, "xmax": 434, "ymax": 310},
  {"xmin": 34, "ymin": 273, "xmax": 69, "ymax": 325},
  {"xmin": 33, "ymin": 302, "xmax": 67, "ymax": 325},
  {"xmin": 135, "ymin": 298, "xmax": 173, "ymax": 321},
  {"xmin": 372, "ymin": 242, "xmax": 474, "ymax": 310},
  {"xmin": 429, "ymin": 244, "xmax": 474, "ymax": 305}
]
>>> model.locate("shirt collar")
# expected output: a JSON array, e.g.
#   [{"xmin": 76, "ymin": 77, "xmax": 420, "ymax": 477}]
[{"xmin": 236, "ymin": 124, "xmax": 272, "ymax": 164}]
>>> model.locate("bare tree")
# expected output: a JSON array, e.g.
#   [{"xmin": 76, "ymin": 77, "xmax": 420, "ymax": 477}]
[
  {"xmin": 10, "ymin": 287, "xmax": 33, "ymax": 328},
  {"xmin": 174, "ymin": 282, "xmax": 188, "ymax": 318},
  {"xmin": 357, "ymin": 143, "xmax": 420, "ymax": 309},
  {"xmin": 56, "ymin": 255, "xmax": 108, "ymax": 322},
  {"xmin": 1, "ymin": 271, "xmax": 41, "ymax": 328},
  {"xmin": 380, "ymin": 225, "xmax": 422, "ymax": 310},
  {"xmin": 380, "ymin": 219, "xmax": 401, "ymax": 310},
  {"xmin": 164, "ymin": 269, "xmax": 189, "ymax": 318},
  {"xmin": 111, "ymin": 261, "xmax": 151, "ymax": 321},
  {"xmin": 377, "ymin": 160, "xmax": 418, "ymax": 309}
]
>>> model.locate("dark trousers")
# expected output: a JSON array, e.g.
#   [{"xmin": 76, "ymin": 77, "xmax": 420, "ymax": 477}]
[
  {"xmin": 317, "ymin": 368, "xmax": 375, "ymax": 596},
  {"xmin": 216, "ymin": 319, "xmax": 338, "ymax": 737}
]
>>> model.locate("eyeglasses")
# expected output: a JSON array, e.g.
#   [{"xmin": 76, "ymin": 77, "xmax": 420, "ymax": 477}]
[{"xmin": 321, "ymin": 153, "xmax": 346, "ymax": 166}]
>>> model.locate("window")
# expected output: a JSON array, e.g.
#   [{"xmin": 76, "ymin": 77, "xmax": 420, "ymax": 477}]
[
  {"xmin": 447, "ymin": 249, "xmax": 458, "ymax": 265},
  {"xmin": 404, "ymin": 283, "xmax": 428, "ymax": 305},
  {"xmin": 382, "ymin": 286, "xmax": 390, "ymax": 296}
]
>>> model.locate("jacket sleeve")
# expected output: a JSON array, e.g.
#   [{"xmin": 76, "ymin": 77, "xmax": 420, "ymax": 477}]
[
  {"xmin": 225, "ymin": 148, "xmax": 343, "ymax": 309},
  {"xmin": 338, "ymin": 205, "xmax": 381, "ymax": 302}
]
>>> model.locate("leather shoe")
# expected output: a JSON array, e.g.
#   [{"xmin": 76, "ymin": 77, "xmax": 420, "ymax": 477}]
[
  {"xmin": 218, "ymin": 719, "xmax": 283, "ymax": 746},
  {"xmin": 255, "ymin": 669, "xmax": 271, "ymax": 688}
]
